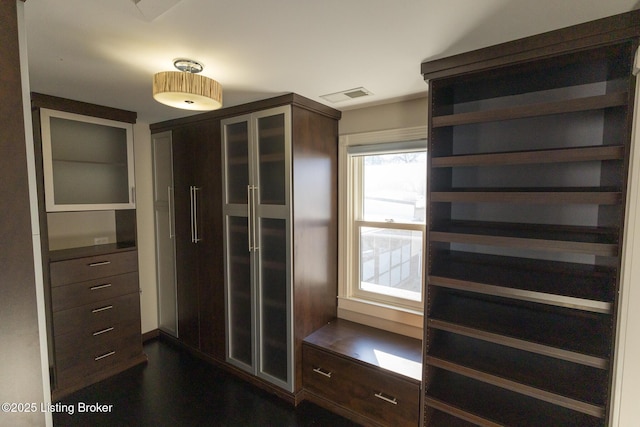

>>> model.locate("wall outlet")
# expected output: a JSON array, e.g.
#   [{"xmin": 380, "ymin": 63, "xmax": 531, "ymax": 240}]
[{"xmin": 94, "ymin": 236, "xmax": 109, "ymax": 245}]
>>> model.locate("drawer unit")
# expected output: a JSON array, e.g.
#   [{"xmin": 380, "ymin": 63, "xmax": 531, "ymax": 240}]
[
  {"xmin": 55, "ymin": 321, "xmax": 142, "ymax": 386},
  {"xmin": 50, "ymin": 250, "xmax": 138, "ymax": 287},
  {"xmin": 302, "ymin": 319, "xmax": 422, "ymax": 427},
  {"xmin": 52, "ymin": 292, "xmax": 140, "ymax": 337},
  {"xmin": 48, "ymin": 247, "xmax": 146, "ymax": 399},
  {"xmin": 51, "ymin": 272, "xmax": 138, "ymax": 312},
  {"xmin": 303, "ymin": 345, "xmax": 420, "ymax": 426},
  {"xmin": 55, "ymin": 318, "xmax": 141, "ymax": 360}
]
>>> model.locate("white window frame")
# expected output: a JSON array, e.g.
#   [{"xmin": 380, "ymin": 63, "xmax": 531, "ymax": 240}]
[{"xmin": 338, "ymin": 126, "xmax": 427, "ymax": 336}]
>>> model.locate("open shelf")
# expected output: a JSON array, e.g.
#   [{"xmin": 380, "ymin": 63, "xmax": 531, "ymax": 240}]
[
  {"xmin": 425, "ymin": 369, "xmax": 603, "ymax": 426},
  {"xmin": 431, "ymin": 145, "xmax": 625, "ymax": 168},
  {"xmin": 428, "ymin": 289, "xmax": 610, "ymax": 368},
  {"xmin": 429, "ymin": 250, "xmax": 614, "ymax": 313},
  {"xmin": 426, "ymin": 409, "xmax": 478, "ymax": 427},
  {"xmin": 430, "ymin": 188, "xmax": 621, "ymax": 205},
  {"xmin": 430, "ymin": 221, "xmax": 618, "ymax": 257},
  {"xmin": 432, "ymin": 92, "xmax": 627, "ymax": 127},
  {"xmin": 427, "ymin": 331, "xmax": 607, "ymax": 416}
]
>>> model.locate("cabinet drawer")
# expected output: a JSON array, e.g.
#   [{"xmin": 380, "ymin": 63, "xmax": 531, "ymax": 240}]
[
  {"xmin": 53, "ymin": 292, "xmax": 140, "ymax": 337},
  {"xmin": 51, "ymin": 272, "xmax": 138, "ymax": 312},
  {"xmin": 55, "ymin": 320, "xmax": 141, "ymax": 371},
  {"xmin": 303, "ymin": 345, "xmax": 420, "ymax": 426},
  {"xmin": 55, "ymin": 321, "xmax": 142, "ymax": 389},
  {"xmin": 54, "ymin": 315, "xmax": 141, "ymax": 358},
  {"xmin": 50, "ymin": 250, "xmax": 138, "ymax": 287}
]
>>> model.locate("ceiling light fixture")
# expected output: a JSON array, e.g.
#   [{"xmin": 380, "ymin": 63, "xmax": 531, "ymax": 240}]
[{"xmin": 153, "ymin": 59, "xmax": 222, "ymax": 111}]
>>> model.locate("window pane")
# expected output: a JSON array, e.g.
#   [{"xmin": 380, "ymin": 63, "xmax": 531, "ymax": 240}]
[
  {"xmin": 362, "ymin": 152, "xmax": 426, "ymax": 223},
  {"xmin": 359, "ymin": 227, "xmax": 422, "ymax": 301}
]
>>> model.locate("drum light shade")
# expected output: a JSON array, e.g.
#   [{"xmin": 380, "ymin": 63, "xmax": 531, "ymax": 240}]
[{"xmin": 153, "ymin": 60, "xmax": 222, "ymax": 111}]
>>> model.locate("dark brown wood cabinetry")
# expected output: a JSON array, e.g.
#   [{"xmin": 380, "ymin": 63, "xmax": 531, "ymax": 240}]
[
  {"xmin": 151, "ymin": 93, "xmax": 340, "ymax": 403},
  {"xmin": 303, "ymin": 320, "xmax": 422, "ymax": 427},
  {"xmin": 49, "ymin": 246, "xmax": 146, "ymax": 399},
  {"xmin": 421, "ymin": 11, "xmax": 640, "ymax": 426},
  {"xmin": 170, "ymin": 120, "xmax": 225, "ymax": 359},
  {"xmin": 31, "ymin": 95, "xmax": 145, "ymax": 400}
]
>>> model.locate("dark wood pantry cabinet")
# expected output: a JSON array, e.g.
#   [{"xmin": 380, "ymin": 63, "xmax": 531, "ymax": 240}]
[
  {"xmin": 420, "ymin": 11, "xmax": 640, "ymax": 426},
  {"xmin": 150, "ymin": 93, "xmax": 340, "ymax": 403}
]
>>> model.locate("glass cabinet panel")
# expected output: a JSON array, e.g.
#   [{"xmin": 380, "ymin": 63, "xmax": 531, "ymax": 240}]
[
  {"xmin": 256, "ymin": 113, "xmax": 286, "ymax": 205},
  {"xmin": 40, "ymin": 109, "xmax": 135, "ymax": 211},
  {"xmin": 227, "ymin": 215, "xmax": 253, "ymax": 367},
  {"xmin": 258, "ymin": 218, "xmax": 289, "ymax": 382},
  {"xmin": 224, "ymin": 120, "xmax": 250, "ymax": 205},
  {"xmin": 222, "ymin": 105, "xmax": 292, "ymax": 391}
]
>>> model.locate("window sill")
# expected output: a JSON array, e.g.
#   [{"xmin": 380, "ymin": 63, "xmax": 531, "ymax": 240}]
[{"xmin": 337, "ymin": 296, "xmax": 423, "ymax": 339}]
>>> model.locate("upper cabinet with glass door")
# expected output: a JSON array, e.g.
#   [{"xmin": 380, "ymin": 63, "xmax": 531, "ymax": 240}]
[{"xmin": 40, "ymin": 108, "xmax": 136, "ymax": 212}]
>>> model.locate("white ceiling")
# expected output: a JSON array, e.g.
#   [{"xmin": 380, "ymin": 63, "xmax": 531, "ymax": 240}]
[{"xmin": 24, "ymin": 0, "xmax": 640, "ymax": 124}]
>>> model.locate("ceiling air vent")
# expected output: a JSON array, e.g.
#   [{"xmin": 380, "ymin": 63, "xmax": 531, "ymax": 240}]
[
  {"xmin": 320, "ymin": 87, "xmax": 373, "ymax": 103},
  {"xmin": 132, "ymin": 0, "xmax": 182, "ymax": 21}
]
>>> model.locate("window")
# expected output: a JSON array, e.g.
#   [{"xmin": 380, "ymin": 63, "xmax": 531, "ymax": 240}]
[{"xmin": 338, "ymin": 127, "xmax": 427, "ymax": 330}]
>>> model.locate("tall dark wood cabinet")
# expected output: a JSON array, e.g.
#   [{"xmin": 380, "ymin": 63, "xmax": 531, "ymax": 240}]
[
  {"xmin": 151, "ymin": 93, "xmax": 340, "ymax": 403},
  {"xmin": 170, "ymin": 120, "xmax": 225, "ymax": 359},
  {"xmin": 31, "ymin": 94, "xmax": 146, "ymax": 400},
  {"xmin": 421, "ymin": 11, "xmax": 640, "ymax": 426},
  {"xmin": 221, "ymin": 98, "xmax": 340, "ymax": 400}
]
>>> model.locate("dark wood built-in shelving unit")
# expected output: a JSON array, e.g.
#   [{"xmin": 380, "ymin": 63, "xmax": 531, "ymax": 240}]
[{"xmin": 421, "ymin": 10, "xmax": 640, "ymax": 426}]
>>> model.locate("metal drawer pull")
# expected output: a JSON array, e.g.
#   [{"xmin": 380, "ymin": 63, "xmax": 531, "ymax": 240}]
[
  {"xmin": 91, "ymin": 305, "xmax": 113, "ymax": 313},
  {"xmin": 374, "ymin": 392, "xmax": 398, "ymax": 405},
  {"xmin": 88, "ymin": 261, "xmax": 111, "ymax": 267},
  {"xmin": 95, "ymin": 351, "xmax": 116, "ymax": 361},
  {"xmin": 90, "ymin": 283, "xmax": 112, "ymax": 291},
  {"xmin": 312, "ymin": 367, "xmax": 332, "ymax": 378},
  {"xmin": 92, "ymin": 327, "xmax": 114, "ymax": 336}
]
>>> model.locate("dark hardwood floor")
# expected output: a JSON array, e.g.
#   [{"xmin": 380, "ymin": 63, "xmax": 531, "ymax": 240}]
[{"xmin": 53, "ymin": 338, "xmax": 359, "ymax": 426}]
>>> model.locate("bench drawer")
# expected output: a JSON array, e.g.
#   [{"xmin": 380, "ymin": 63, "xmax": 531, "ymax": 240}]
[{"xmin": 303, "ymin": 344, "xmax": 420, "ymax": 426}]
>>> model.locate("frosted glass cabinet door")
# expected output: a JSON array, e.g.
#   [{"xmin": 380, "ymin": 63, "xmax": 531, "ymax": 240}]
[
  {"xmin": 152, "ymin": 131, "xmax": 177, "ymax": 337},
  {"xmin": 223, "ymin": 119, "xmax": 250, "ymax": 205},
  {"xmin": 40, "ymin": 109, "xmax": 135, "ymax": 211},
  {"xmin": 226, "ymin": 215, "xmax": 253, "ymax": 369},
  {"xmin": 222, "ymin": 105, "xmax": 293, "ymax": 391},
  {"xmin": 255, "ymin": 112, "xmax": 287, "ymax": 206},
  {"xmin": 257, "ymin": 218, "xmax": 289, "ymax": 384}
]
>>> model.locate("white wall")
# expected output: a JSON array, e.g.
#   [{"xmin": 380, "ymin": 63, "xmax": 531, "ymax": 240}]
[
  {"xmin": 339, "ymin": 97, "xmax": 427, "ymax": 135},
  {"xmin": 133, "ymin": 122, "xmax": 158, "ymax": 334},
  {"xmin": 47, "ymin": 211, "xmax": 117, "ymax": 250}
]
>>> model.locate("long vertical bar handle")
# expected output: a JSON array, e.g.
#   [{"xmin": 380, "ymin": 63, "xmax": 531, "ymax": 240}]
[
  {"xmin": 193, "ymin": 186, "xmax": 201, "ymax": 243},
  {"xmin": 190, "ymin": 186, "xmax": 195, "ymax": 243},
  {"xmin": 247, "ymin": 185, "xmax": 252, "ymax": 252},
  {"xmin": 168, "ymin": 186, "xmax": 174, "ymax": 239},
  {"xmin": 252, "ymin": 186, "xmax": 259, "ymax": 251}
]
